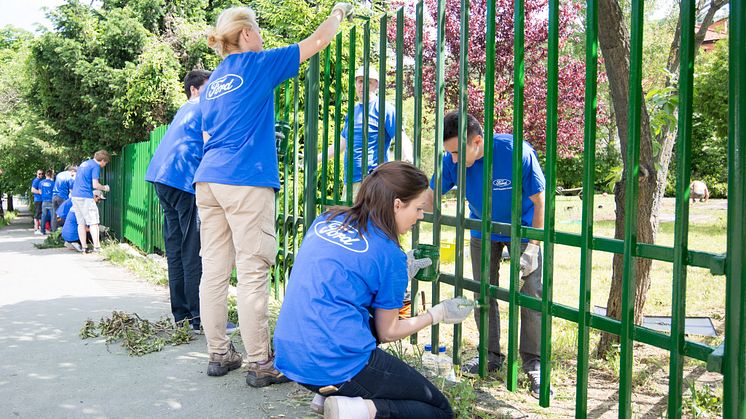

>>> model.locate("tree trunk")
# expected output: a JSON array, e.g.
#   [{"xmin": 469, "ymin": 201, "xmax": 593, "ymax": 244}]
[
  {"xmin": 0, "ymin": 190, "xmax": 4, "ymax": 218},
  {"xmin": 7, "ymin": 194, "xmax": 14, "ymax": 212},
  {"xmin": 596, "ymin": 0, "xmax": 658, "ymax": 356}
]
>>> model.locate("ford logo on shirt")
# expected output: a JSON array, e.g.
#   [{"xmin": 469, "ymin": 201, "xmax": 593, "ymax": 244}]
[
  {"xmin": 493, "ymin": 179, "xmax": 512, "ymax": 190},
  {"xmin": 314, "ymin": 221, "xmax": 369, "ymax": 253},
  {"xmin": 206, "ymin": 74, "xmax": 244, "ymax": 100}
]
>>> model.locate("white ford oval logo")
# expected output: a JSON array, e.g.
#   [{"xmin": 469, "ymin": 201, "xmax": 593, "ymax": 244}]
[
  {"xmin": 493, "ymin": 179, "xmax": 512, "ymax": 190},
  {"xmin": 314, "ymin": 220, "xmax": 369, "ymax": 253},
  {"xmin": 206, "ymin": 74, "xmax": 243, "ymax": 100}
]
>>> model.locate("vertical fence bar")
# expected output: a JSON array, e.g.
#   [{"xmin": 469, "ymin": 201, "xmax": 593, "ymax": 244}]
[
  {"xmin": 539, "ymin": 0, "xmax": 559, "ymax": 407},
  {"xmin": 362, "ymin": 22, "xmax": 370, "ymax": 183},
  {"xmin": 430, "ymin": 0, "xmax": 446, "ymax": 353},
  {"xmin": 667, "ymin": 0, "xmax": 695, "ymax": 416},
  {"xmin": 292, "ymin": 77, "xmax": 300, "ymax": 255},
  {"xmin": 575, "ymin": 0, "xmax": 598, "ymax": 413},
  {"xmin": 346, "ymin": 27, "xmax": 356, "ymax": 205},
  {"xmin": 410, "ymin": 0, "xmax": 424, "ymax": 344},
  {"xmin": 479, "ymin": 0, "xmax": 496, "ymax": 378},
  {"xmin": 334, "ymin": 34, "xmax": 343, "ymax": 204},
  {"xmin": 508, "ymin": 0, "xmax": 525, "ymax": 392},
  {"xmin": 724, "ymin": 2, "xmax": 746, "ymax": 417},
  {"xmin": 304, "ymin": 55, "xmax": 320, "ymax": 233},
  {"xmin": 395, "ymin": 8, "xmax": 404, "ymax": 160},
  {"xmin": 321, "ymin": 46, "xmax": 332, "ymax": 207},
  {"xmin": 453, "ymin": 0, "xmax": 469, "ymax": 366},
  {"xmin": 619, "ymin": 0, "xmax": 645, "ymax": 416},
  {"xmin": 378, "ymin": 14, "xmax": 388, "ymax": 166}
]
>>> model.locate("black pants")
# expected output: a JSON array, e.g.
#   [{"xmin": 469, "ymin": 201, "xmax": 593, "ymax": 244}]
[
  {"xmin": 154, "ymin": 183, "xmax": 201, "ymax": 323},
  {"xmin": 302, "ymin": 349, "xmax": 453, "ymax": 419}
]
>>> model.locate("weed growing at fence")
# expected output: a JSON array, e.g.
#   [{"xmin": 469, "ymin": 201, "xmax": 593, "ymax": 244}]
[
  {"xmin": 80, "ymin": 311, "xmax": 194, "ymax": 356},
  {"xmin": 683, "ymin": 380, "xmax": 722, "ymax": 418},
  {"xmin": 101, "ymin": 242, "xmax": 168, "ymax": 286}
]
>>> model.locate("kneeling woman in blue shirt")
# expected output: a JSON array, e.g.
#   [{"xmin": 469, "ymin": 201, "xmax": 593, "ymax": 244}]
[{"xmin": 274, "ymin": 161, "xmax": 474, "ymax": 419}]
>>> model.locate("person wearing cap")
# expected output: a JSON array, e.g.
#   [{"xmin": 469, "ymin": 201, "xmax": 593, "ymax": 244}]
[
  {"xmin": 321, "ymin": 66, "xmax": 413, "ymax": 200},
  {"xmin": 61, "ymin": 190, "xmax": 106, "ymax": 252}
]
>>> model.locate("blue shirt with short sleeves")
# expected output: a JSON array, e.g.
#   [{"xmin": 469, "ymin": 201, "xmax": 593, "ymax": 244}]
[
  {"xmin": 54, "ymin": 171, "xmax": 75, "ymax": 200},
  {"xmin": 56, "ymin": 199, "xmax": 73, "ymax": 220},
  {"xmin": 195, "ymin": 45, "xmax": 300, "ymax": 191},
  {"xmin": 274, "ymin": 213, "xmax": 408, "ymax": 385},
  {"xmin": 61, "ymin": 210, "xmax": 79, "ymax": 243},
  {"xmin": 32, "ymin": 178, "xmax": 41, "ymax": 202},
  {"xmin": 40, "ymin": 178, "xmax": 54, "ymax": 202},
  {"xmin": 431, "ymin": 134, "xmax": 546, "ymax": 241},
  {"xmin": 341, "ymin": 99, "xmax": 397, "ymax": 183},
  {"xmin": 72, "ymin": 159, "xmax": 101, "ymax": 199},
  {"xmin": 145, "ymin": 99, "xmax": 204, "ymax": 194}
]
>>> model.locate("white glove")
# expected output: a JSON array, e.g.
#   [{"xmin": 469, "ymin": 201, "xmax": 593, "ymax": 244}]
[
  {"xmin": 102, "ymin": 185, "xmax": 111, "ymax": 192},
  {"xmin": 427, "ymin": 297, "xmax": 475, "ymax": 325},
  {"xmin": 331, "ymin": 2, "xmax": 354, "ymax": 21},
  {"xmin": 519, "ymin": 243, "xmax": 540, "ymax": 277},
  {"xmin": 406, "ymin": 249, "xmax": 432, "ymax": 280}
]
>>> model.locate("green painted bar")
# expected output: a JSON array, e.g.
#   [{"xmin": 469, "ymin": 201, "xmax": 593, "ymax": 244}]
[
  {"xmin": 346, "ymin": 27, "xmax": 356, "ymax": 205},
  {"xmin": 409, "ymin": 1, "xmax": 424, "ymax": 342},
  {"xmin": 321, "ymin": 46, "xmax": 332, "ymax": 207},
  {"xmin": 334, "ymin": 34, "xmax": 343, "ymax": 203},
  {"xmin": 508, "ymin": 0, "xmax": 525, "ymax": 392},
  {"xmin": 668, "ymin": 0, "xmax": 695, "ymax": 415},
  {"xmin": 430, "ymin": 0, "xmax": 446, "ymax": 354},
  {"xmin": 724, "ymin": 2, "xmax": 746, "ymax": 417},
  {"xmin": 576, "ymin": 0, "xmax": 598, "ymax": 413},
  {"xmin": 395, "ymin": 7, "xmax": 404, "ymax": 160},
  {"xmin": 619, "ymin": 0, "xmax": 645, "ymax": 415},
  {"xmin": 539, "ymin": 0, "xmax": 559, "ymax": 406},
  {"xmin": 478, "ymin": 0, "xmax": 496, "ymax": 378},
  {"xmin": 378, "ymin": 14, "xmax": 388, "ymax": 166},
  {"xmin": 292, "ymin": 76, "xmax": 300, "ymax": 253},
  {"xmin": 304, "ymin": 55, "xmax": 320, "ymax": 234},
  {"xmin": 362, "ymin": 22, "xmax": 370, "ymax": 182}
]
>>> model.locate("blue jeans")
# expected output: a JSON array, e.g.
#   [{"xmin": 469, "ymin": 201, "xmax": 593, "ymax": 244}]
[
  {"xmin": 154, "ymin": 183, "xmax": 201, "ymax": 323},
  {"xmin": 40, "ymin": 201, "xmax": 54, "ymax": 234},
  {"xmin": 302, "ymin": 349, "xmax": 453, "ymax": 419}
]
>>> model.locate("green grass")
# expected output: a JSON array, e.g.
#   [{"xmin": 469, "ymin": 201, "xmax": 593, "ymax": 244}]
[
  {"xmin": 0, "ymin": 211, "xmax": 17, "ymax": 228},
  {"xmin": 101, "ymin": 241, "xmax": 168, "ymax": 286}
]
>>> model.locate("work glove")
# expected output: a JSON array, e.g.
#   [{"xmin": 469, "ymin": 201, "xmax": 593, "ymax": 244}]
[
  {"xmin": 428, "ymin": 297, "xmax": 475, "ymax": 325},
  {"xmin": 331, "ymin": 2, "xmax": 354, "ymax": 21},
  {"xmin": 406, "ymin": 249, "xmax": 432, "ymax": 280},
  {"xmin": 102, "ymin": 185, "xmax": 111, "ymax": 192},
  {"xmin": 519, "ymin": 243, "xmax": 540, "ymax": 277}
]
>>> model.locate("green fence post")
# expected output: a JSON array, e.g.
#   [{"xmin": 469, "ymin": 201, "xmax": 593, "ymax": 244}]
[
  {"xmin": 346, "ymin": 27, "xmax": 356, "ymax": 205},
  {"xmin": 304, "ymin": 55, "xmax": 320, "ymax": 234},
  {"xmin": 378, "ymin": 13, "xmax": 387, "ymax": 166},
  {"xmin": 395, "ymin": 7, "xmax": 404, "ymax": 160},
  {"xmin": 321, "ymin": 46, "xmax": 332, "ymax": 207},
  {"xmin": 334, "ymin": 33, "xmax": 343, "ymax": 204},
  {"xmin": 362, "ymin": 22, "xmax": 370, "ymax": 183}
]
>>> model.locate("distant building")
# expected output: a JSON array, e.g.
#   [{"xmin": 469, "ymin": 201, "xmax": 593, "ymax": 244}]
[{"xmin": 697, "ymin": 17, "xmax": 727, "ymax": 52}]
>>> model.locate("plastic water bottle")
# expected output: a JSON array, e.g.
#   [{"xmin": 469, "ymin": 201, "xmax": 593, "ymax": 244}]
[{"xmin": 422, "ymin": 344, "xmax": 458, "ymax": 382}]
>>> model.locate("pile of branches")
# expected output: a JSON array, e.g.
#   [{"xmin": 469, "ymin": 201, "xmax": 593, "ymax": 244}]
[{"xmin": 80, "ymin": 311, "xmax": 194, "ymax": 356}]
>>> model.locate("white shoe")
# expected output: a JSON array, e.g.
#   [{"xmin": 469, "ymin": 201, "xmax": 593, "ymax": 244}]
[
  {"xmin": 34, "ymin": 230, "xmax": 42, "ymax": 235},
  {"xmin": 310, "ymin": 394, "xmax": 325, "ymax": 414},
  {"xmin": 324, "ymin": 396, "xmax": 369, "ymax": 419}
]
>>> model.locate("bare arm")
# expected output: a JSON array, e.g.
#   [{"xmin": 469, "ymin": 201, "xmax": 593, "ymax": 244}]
[
  {"xmin": 374, "ymin": 308, "xmax": 433, "ymax": 343},
  {"xmin": 529, "ymin": 191, "xmax": 545, "ymax": 245},
  {"xmin": 92, "ymin": 179, "xmax": 108, "ymax": 191},
  {"xmin": 298, "ymin": 6, "xmax": 348, "ymax": 63},
  {"xmin": 318, "ymin": 139, "xmax": 346, "ymax": 163},
  {"xmin": 400, "ymin": 132, "xmax": 414, "ymax": 163},
  {"xmin": 31, "ymin": 186, "xmax": 41, "ymax": 194}
]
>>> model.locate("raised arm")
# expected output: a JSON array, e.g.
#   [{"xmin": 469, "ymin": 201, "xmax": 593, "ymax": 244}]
[{"xmin": 298, "ymin": 3, "xmax": 353, "ymax": 63}]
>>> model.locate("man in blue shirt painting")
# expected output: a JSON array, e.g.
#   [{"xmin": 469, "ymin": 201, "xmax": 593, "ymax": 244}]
[
  {"xmin": 145, "ymin": 69, "xmax": 236, "ymax": 335},
  {"xmin": 427, "ymin": 111, "xmax": 550, "ymax": 398},
  {"xmin": 39, "ymin": 170, "xmax": 55, "ymax": 235},
  {"xmin": 71, "ymin": 150, "xmax": 111, "ymax": 253},
  {"xmin": 31, "ymin": 169, "xmax": 43, "ymax": 234}
]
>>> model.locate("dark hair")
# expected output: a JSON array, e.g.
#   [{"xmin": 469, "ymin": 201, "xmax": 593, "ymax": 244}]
[
  {"xmin": 94, "ymin": 150, "xmax": 110, "ymax": 162},
  {"xmin": 45, "ymin": 169, "xmax": 54, "ymax": 177},
  {"xmin": 325, "ymin": 161, "xmax": 429, "ymax": 244},
  {"xmin": 184, "ymin": 69, "xmax": 212, "ymax": 99},
  {"xmin": 442, "ymin": 110, "xmax": 483, "ymax": 142}
]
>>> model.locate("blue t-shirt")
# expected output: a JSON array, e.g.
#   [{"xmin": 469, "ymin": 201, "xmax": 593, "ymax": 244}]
[
  {"xmin": 61, "ymin": 210, "xmax": 79, "ymax": 242},
  {"xmin": 145, "ymin": 99, "xmax": 204, "ymax": 194},
  {"xmin": 56, "ymin": 199, "xmax": 73, "ymax": 220},
  {"xmin": 40, "ymin": 178, "xmax": 54, "ymax": 202},
  {"xmin": 72, "ymin": 159, "xmax": 101, "ymax": 199},
  {"xmin": 54, "ymin": 171, "xmax": 75, "ymax": 200},
  {"xmin": 195, "ymin": 45, "xmax": 300, "ymax": 191},
  {"xmin": 431, "ymin": 134, "xmax": 546, "ymax": 241},
  {"xmin": 341, "ymin": 99, "xmax": 397, "ymax": 183},
  {"xmin": 32, "ymin": 178, "xmax": 41, "ymax": 202},
  {"xmin": 274, "ymin": 214, "xmax": 408, "ymax": 385}
]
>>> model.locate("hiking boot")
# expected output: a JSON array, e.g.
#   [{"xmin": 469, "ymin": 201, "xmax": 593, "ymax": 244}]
[
  {"xmin": 323, "ymin": 396, "xmax": 369, "ymax": 419},
  {"xmin": 526, "ymin": 369, "xmax": 554, "ymax": 399},
  {"xmin": 461, "ymin": 352, "xmax": 505, "ymax": 375},
  {"xmin": 245, "ymin": 357, "xmax": 290, "ymax": 388},
  {"xmin": 310, "ymin": 393, "xmax": 326, "ymax": 414},
  {"xmin": 207, "ymin": 343, "xmax": 243, "ymax": 377}
]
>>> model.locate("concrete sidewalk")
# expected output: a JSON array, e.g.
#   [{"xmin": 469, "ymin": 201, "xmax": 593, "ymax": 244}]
[{"xmin": 0, "ymin": 207, "xmax": 313, "ymax": 419}]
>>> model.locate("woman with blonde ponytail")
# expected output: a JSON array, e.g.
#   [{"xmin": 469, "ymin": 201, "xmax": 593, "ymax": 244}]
[{"xmin": 194, "ymin": 3, "xmax": 354, "ymax": 389}]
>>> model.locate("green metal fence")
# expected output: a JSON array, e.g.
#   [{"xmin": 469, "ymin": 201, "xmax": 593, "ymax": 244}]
[{"xmin": 98, "ymin": 1, "xmax": 745, "ymax": 416}]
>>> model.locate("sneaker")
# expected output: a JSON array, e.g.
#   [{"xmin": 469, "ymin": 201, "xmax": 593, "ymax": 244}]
[
  {"xmin": 526, "ymin": 369, "xmax": 554, "ymax": 399},
  {"xmin": 71, "ymin": 242, "xmax": 84, "ymax": 252},
  {"xmin": 323, "ymin": 396, "xmax": 369, "ymax": 419},
  {"xmin": 92, "ymin": 247, "xmax": 102, "ymax": 254},
  {"xmin": 226, "ymin": 321, "xmax": 239, "ymax": 334},
  {"xmin": 207, "ymin": 343, "xmax": 243, "ymax": 377},
  {"xmin": 34, "ymin": 230, "xmax": 42, "ymax": 235},
  {"xmin": 245, "ymin": 357, "xmax": 290, "ymax": 387},
  {"xmin": 310, "ymin": 394, "xmax": 326, "ymax": 414},
  {"xmin": 461, "ymin": 353, "xmax": 505, "ymax": 375}
]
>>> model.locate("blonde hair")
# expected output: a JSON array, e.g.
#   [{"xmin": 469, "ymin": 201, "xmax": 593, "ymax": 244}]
[{"xmin": 208, "ymin": 7, "xmax": 258, "ymax": 57}]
